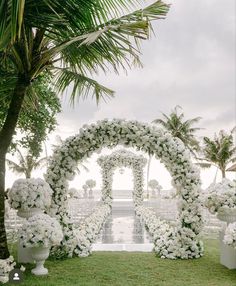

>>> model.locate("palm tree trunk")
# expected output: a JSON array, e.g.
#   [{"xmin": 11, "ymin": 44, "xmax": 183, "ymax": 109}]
[
  {"xmin": 221, "ymin": 168, "xmax": 226, "ymax": 179},
  {"xmin": 0, "ymin": 80, "xmax": 28, "ymax": 258}
]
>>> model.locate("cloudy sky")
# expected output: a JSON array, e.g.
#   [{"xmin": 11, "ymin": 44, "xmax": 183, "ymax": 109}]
[
  {"xmin": 57, "ymin": 0, "xmax": 235, "ymax": 139},
  {"xmin": 6, "ymin": 0, "xmax": 236, "ymax": 192}
]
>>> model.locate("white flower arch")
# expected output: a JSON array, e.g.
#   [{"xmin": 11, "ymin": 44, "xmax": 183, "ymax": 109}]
[
  {"xmin": 46, "ymin": 119, "xmax": 203, "ymax": 258},
  {"xmin": 97, "ymin": 149, "xmax": 147, "ymax": 206}
]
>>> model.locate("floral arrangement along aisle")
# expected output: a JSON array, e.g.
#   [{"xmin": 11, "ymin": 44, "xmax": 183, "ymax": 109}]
[{"xmin": 46, "ymin": 119, "xmax": 203, "ymax": 259}]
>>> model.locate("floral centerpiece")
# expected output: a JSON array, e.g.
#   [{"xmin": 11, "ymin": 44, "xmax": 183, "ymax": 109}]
[
  {"xmin": 205, "ymin": 179, "xmax": 236, "ymax": 215},
  {"xmin": 8, "ymin": 178, "xmax": 53, "ymax": 211},
  {"xmin": 19, "ymin": 213, "xmax": 63, "ymax": 248},
  {"xmin": 224, "ymin": 222, "xmax": 236, "ymax": 248},
  {"xmin": 19, "ymin": 214, "xmax": 63, "ymax": 275}
]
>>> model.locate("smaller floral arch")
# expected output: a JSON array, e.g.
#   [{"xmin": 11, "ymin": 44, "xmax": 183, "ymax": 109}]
[{"xmin": 97, "ymin": 149, "xmax": 147, "ymax": 206}]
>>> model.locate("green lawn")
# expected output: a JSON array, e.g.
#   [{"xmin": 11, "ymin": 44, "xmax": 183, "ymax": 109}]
[{"xmin": 7, "ymin": 240, "xmax": 236, "ymax": 286}]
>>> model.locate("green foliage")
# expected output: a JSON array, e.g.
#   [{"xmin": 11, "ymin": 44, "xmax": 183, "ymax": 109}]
[
  {"xmin": 0, "ymin": 75, "xmax": 61, "ymax": 157},
  {"xmin": 200, "ymin": 129, "xmax": 236, "ymax": 178},
  {"xmin": 6, "ymin": 147, "xmax": 47, "ymax": 178},
  {"xmin": 8, "ymin": 240, "xmax": 236, "ymax": 286},
  {"xmin": 152, "ymin": 106, "xmax": 201, "ymax": 156},
  {"xmin": 0, "ymin": 1, "xmax": 170, "ymax": 102}
]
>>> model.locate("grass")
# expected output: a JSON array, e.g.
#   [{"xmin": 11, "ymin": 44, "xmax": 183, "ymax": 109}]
[{"xmin": 6, "ymin": 240, "xmax": 236, "ymax": 286}]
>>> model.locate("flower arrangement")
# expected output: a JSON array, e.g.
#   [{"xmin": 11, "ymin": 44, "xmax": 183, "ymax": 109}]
[
  {"xmin": 8, "ymin": 178, "xmax": 53, "ymax": 211},
  {"xmin": 74, "ymin": 205, "xmax": 111, "ymax": 257},
  {"xmin": 19, "ymin": 214, "xmax": 63, "ymax": 248},
  {"xmin": 205, "ymin": 179, "xmax": 236, "ymax": 214},
  {"xmin": 45, "ymin": 119, "xmax": 202, "ymax": 258},
  {"xmin": 135, "ymin": 205, "xmax": 203, "ymax": 259},
  {"xmin": 97, "ymin": 149, "xmax": 147, "ymax": 207},
  {"xmin": 224, "ymin": 222, "xmax": 236, "ymax": 248},
  {"xmin": 0, "ymin": 256, "xmax": 16, "ymax": 284}
]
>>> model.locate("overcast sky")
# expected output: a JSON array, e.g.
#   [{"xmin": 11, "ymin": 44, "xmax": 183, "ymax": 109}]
[
  {"xmin": 57, "ymin": 0, "xmax": 235, "ymax": 139},
  {"xmin": 6, "ymin": 0, "xmax": 236, "ymax": 191}
]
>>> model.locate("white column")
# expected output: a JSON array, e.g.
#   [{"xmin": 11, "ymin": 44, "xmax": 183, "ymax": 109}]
[{"xmin": 219, "ymin": 230, "xmax": 236, "ymax": 269}]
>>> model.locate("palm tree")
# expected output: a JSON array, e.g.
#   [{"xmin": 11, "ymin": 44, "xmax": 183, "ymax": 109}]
[
  {"xmin": 199, "ymin": 129, "xmax": 236, "ymax": 179},
  {"xmin": 6, "ymin": 148, "xmax": 47, "ymax": 179},
  {"xmin": 152, "ymin": 106, "xmax": 202, "ymax": 155},
  {"xmin": 0, "ymin": 1, "xmax": 169, "ymax": 257}
]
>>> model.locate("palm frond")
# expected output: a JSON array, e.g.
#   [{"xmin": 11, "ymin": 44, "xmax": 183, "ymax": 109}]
[{"xmin": 54, "ymin": 68, "xmax": 114, "ymax": 104}]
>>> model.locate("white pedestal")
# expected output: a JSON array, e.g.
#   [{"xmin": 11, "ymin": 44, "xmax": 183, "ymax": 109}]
[
  {"xmin": 219, "ymin": 230, "xmax": 236, "ymax": 269},
  {"xmin": 18, "ymin": 242, "xmax": 33, "ymax": 263}
]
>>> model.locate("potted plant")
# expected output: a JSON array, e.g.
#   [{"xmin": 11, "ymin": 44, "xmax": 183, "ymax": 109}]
[
  {"xmin": 19, "ymin": 214, "xmax": 63, "ymax": 275},
  {"xmin": 8, "ymin": 178, "xmax": 53, "ymax": 218}
]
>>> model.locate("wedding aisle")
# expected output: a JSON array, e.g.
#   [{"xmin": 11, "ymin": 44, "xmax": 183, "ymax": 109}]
[{"xmin": 93, "ymin": 200, "xmax": 153, "ymax": 251}]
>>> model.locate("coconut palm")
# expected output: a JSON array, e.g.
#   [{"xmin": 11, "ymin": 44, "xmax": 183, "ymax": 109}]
[
  {"xmin": 6, "ymin": 148, "xmax": 47, "ymax": 179},
  {"xmin": 0, "ymin": 1, "xmax": 170, "ymax": 257},
  {"xmin": 199, "ymin": 129, "xmax": 236, "ymax": 179},
  {"xmin": 152, "ymin": 106, "xmax": 202, "ymax": 155}
]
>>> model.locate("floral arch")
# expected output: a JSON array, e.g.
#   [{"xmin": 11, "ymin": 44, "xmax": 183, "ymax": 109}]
[
  {"xmin": 97, "ymin": 149, "xmax": 147, "ymax": 206},
  {"xmin": 46, "ymin": 119, "xmax": 203, "ymax": 259}
]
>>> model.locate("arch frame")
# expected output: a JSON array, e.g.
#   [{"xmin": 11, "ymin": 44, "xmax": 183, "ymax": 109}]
[
  {"xmin": 46, "ymin": 119, "xmax": 203, "ymax": 259},
  {"xmin": 97, "ymin": 149, "xmax": 147, "ymax": 206}
]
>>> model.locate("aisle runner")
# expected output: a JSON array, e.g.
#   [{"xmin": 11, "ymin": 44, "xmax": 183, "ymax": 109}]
[{"xmin": 93, "ymin": 200, "xmax": 153, "ymax": 252}]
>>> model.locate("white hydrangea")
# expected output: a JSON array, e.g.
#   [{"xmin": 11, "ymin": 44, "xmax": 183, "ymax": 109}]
[
  {"xmin": 19, "ymin": 214, "xmax": 63, "ymax": 248},
  {"xmin": 205, "ymin": 179, "xmax": 236, "ymax": 214},
  {"xmin": 224, "ymin": 222, "xmax": 236, "ymax": 248},
  {"xmin": 0, "ymin": 256, "xmax": 15, "ymax": 284},
  {"xmin": 8, "ymin": 178, "xmax": 53, "ymax": 210}
]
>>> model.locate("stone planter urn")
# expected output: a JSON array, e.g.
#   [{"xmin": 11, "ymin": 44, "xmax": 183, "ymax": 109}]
[
  {"xmin": 17, "ymin": 208, "xmax": 43, "ymax": 263},
  {"xmin": 217, "ymin": 207, "xmax": 236, "ymax": 269},
  {"xmin": 31, "ymin": 247, "xmax": 50, "ymax": 276},
  {"xmin": 217, "ymin": 207, "xmax": 236, "ymax": 225},
  {"xmin": 17, "ymin": 208, "xmax": 43, "ymax": 219}
]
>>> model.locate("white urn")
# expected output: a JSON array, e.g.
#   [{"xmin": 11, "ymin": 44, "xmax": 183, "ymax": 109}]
[
  {"xmin": 217, "ymin": 207, "xmax": 236, "ymax": 225},
  {"xmin": 17, "ymin": 208, "xmax": 43, "ymax": 219},
  {"xmin": 31, "ymin": 246, "xmax": 50, "ymax": 276}
]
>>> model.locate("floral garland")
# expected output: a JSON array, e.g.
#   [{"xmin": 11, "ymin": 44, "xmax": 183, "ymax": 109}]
[
  {"xmin": 46, "ymin": 119, "xmax": 203, "ymax": 258},
  {"xmin": 74, "ymin": 205, "xmax": 111, "ymax": 257},
  {"xmin": 97, "ymin": 149, "xmax": 147, "ymax": 207},
  {"xmin": 205, "ymin": 179, "xmax": 236, "ymax": 214},
  {"xmin": 136, "ymin": 206, "xmax": 203, "ymax": 259}
]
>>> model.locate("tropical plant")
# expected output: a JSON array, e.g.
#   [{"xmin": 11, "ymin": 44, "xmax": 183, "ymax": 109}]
[
  {"xmin": 199, "ymin": 129, "xmax": 236, "ymax": 179},
  {"xmin": 6, "ymin": 148, "xmax": 47, "ymax": 179},
  {"xmin": 152, "ymin": 106, "xmax": 202, "ymax": 156},
  {"xmin": 0, "ymin": 0, "xmax": 169, "ymax": 258}
]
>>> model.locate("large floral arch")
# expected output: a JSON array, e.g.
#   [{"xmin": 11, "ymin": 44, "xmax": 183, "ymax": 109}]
[
  {"xmin": 97, "ymin": 149, "xmax": 147, "ymax": 206},
  {"xmin": 46, "ymin": 119, "xmax": 203, "ymax": 259}
]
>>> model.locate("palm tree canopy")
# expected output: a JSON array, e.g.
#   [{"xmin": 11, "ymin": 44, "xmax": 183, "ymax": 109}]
[
  {"xmin": 6, "ymin": 147, "xmax": 47, "ymax": 178},
  {"xmin": 201, "ymin": 129, "xmax": 236, "ymax": 170},
  {"xmin": 0, "ymin": 0, "xmax": 170, "ymax": 103},
  {"xmin": 152, "ymin": 106, "xmax": 202, "ymax": 153}
]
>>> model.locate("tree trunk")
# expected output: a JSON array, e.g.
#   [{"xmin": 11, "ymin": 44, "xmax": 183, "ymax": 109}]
[
  {"xmin": 221, "ymin": 168, "xmax": 226, "ymax": 179},
  {"xmin": 0, "ymin": 80, "xmax": 28, "ymax": 258}
]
